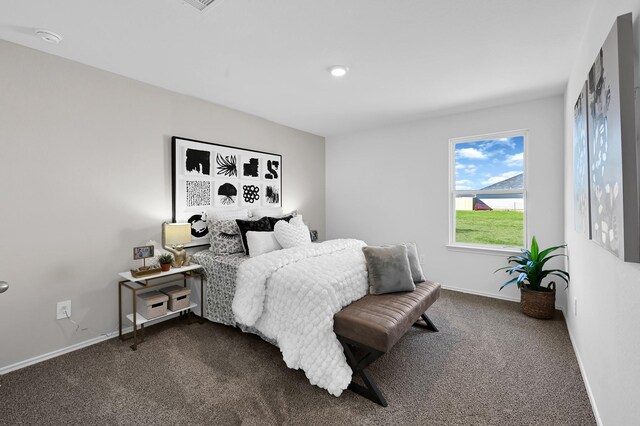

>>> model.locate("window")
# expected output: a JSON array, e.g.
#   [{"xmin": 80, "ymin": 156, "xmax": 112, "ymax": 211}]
[{"xmin": 449, "ymin": 131, "xmax": 526, "ymax": 249}]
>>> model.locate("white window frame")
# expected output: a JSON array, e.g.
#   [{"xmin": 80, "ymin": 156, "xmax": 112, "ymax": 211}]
[{"xmin": 448, "ymin": 129, "xmax": 528, "ymax": 254}]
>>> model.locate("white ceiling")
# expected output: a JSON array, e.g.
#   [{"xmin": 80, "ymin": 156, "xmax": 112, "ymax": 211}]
[{"xmin": 0, "ymin": 0, "xmax": 596, "ymax": 137}]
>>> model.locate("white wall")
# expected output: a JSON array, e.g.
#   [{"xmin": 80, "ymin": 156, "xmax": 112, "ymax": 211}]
[
  {"xmin": 0, "ymin": 40, "xmax": 325, "ymax": 370},
  {"xmin": 564, "ymin": 1, "xmax": 640, "ymax": 424},
  {"xmin": 326, "ymin": 96, "xmax": 565, "ymax": 305}
]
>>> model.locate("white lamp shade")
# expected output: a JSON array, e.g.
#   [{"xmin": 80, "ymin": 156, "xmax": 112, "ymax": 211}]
[{"xmin": 163, "ymin": 223, "xmax": 192, "ymax": 245}]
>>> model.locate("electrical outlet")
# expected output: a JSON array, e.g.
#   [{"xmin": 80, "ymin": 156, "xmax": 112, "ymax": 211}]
[
  {"xmin": 56, "ymin": 300, "xmax": 71, "ymax": 320},
  {"xmin": 573, "ymin": 297, "xmax": 578, "ymax": 317}
]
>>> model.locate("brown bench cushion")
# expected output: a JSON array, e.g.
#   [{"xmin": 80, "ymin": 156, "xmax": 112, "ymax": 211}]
[{"xmin": 334, "ymin": 280, "xmax": 441, "ymax": 353}]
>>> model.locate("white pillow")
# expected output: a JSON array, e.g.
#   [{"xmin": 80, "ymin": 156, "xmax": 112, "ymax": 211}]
[
  {"xmin": 274, "ymin": 220, "xmax": 311, "ymax": 249},
  {"xmin": 251, "ymin": 207, "xmax": 283, "ymax": 218},
  {"xmin": 290, "ymin": 216, "xmax": 304, "ymax": 227},
  {"xmin": 246, "ymin": 231, "xmax": 282, "ymax": 257},
  {"xmin": 207, "ymin": 208, "xmax": 251, "ymax": 221}
]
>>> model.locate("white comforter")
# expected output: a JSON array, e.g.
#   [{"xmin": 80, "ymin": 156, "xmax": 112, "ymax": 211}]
[{"xmin": 232, "ymin": 239, "xmax": 368, "ymax": 396}]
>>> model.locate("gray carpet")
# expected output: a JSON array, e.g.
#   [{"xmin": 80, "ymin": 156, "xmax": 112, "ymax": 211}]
[{"xmin": 0, "ymin": 290, "xmax": 595, "ymax": 425}]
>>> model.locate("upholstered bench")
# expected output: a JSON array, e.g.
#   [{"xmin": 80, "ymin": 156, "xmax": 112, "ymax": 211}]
[{"xmin": 334, "ymin": 280, "xmax": 441, "ymax": 406}]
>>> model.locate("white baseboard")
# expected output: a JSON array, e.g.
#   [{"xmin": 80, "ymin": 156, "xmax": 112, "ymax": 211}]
[
  {"xmin": 0, "ymin": 315, "xmax": 181, "ymax": 375},
  {"xmin": 0, "ymin": 328, "xmax": 125, "ymax": 375},
  {"xmin": 441, "ymin": 285, "xmax": 564, "ymax": 310},
  {"xmin": 1, "ymin": 308, "xmax": 203, "ymax": 375},
  {"xmin": 563, "ymin": 312, "xmax": 602, "ymax": 426}
]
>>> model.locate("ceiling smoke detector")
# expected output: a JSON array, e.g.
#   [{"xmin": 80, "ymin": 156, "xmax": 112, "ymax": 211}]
[
  {"xmin": 182, "ymin": 0, "xmax": 223, "ymax": 12},
  {"xmin": 35, "ymin": 29, "xmax": 62, "ymax": 44}
]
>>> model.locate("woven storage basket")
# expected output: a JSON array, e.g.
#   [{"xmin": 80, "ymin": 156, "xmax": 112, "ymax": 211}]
[{"xmin": 520, "ymin": 287, "xmax": 556, "ymax": 319}]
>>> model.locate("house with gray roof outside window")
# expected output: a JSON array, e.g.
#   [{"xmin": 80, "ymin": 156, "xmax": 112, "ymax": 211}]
[
  {"xmin": 477, "ymin": 173, "xmax": 524, "ymax": 210},
  {"xmin": 456, "ymin": 173, "xmax": 524, "ymax": 211}
]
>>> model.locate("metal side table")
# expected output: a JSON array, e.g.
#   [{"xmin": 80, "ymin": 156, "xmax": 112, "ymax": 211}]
[{"xmin": 118, "ymin": 264, "xmax": 204, "ymax": 350}]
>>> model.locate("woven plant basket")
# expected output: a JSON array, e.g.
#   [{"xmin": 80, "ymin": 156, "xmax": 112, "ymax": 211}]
[{"xmin": 520, "ymin": 287, "xmax": 556, "ymax": 319}]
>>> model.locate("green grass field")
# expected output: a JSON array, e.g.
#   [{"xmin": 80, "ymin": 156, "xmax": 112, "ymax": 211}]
[{"xmin": 456, "ymin": 210, "xmax": 524, "ymax": 247}]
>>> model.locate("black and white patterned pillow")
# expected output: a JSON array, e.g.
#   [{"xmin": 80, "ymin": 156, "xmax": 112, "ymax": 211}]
[
  {"xmin": 266, "ymin": 214, "xmax": 294, "ymax": 229},
  {"xmin": 209, "ymin": 220, "xmax": 244, "ymax": 255}
]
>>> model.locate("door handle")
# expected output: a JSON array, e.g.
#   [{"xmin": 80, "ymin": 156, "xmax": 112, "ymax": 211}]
[{"xmin": 0, "ymin": 281, "xmax": 8, "ymax": 294}]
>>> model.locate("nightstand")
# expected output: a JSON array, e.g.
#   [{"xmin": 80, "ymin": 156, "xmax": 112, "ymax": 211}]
[{"xmin": 118, "ymin": 264, "xmax": 204, "ymax": 350}]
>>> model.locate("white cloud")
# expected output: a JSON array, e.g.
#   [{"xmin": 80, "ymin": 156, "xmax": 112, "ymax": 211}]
[
  {"xmin": 505, "ymin": 152, "xmax": 524, "ymax": 166},
  {"xmin": 456, "ymin": 179, "xmax": 474, "ymax": 190},
  {"xmin": 457, "ymin": 164, "xmax": 478, "ymax": 175},
  {"xmin": 478, "ymin": 138, "xmax": 516, "ymax": 151},
  {"xmin": 457, "ymin": 148, "xmax": 487, "ymax": 159},
  {"xmin": 482, "ymin": 171, "xmax": 521, "ymax": 186}
]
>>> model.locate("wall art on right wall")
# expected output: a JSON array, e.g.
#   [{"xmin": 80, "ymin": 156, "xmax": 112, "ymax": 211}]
[
  {"xmin": 587, "ymin": 13, "xmax": 639, "ymax": 263},
  {"xmin": 573, "ymin": 81, "xmax": 590, "ymax": 237}
]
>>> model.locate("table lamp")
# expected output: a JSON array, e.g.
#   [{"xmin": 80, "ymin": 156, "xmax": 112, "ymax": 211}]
[{"xmin": 162, "ymin": 222, "xmax": 192, "ymax": 267}]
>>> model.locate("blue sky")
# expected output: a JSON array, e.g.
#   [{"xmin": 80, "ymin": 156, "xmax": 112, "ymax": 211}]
[{"xmin": 455, "ymin": 136, "xmax": 524, "ymax": 190}]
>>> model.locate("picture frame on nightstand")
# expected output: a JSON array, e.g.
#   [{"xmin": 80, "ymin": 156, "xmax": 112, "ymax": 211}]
[{"xmin": 133, "ymin": 245, "xmax": 154, "ymax": 260}]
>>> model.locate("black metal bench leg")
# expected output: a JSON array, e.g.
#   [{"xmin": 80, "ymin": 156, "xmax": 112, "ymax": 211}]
[
  {"xmin": 339, "ymin": 337, "xmax": 388, "ymax": 407},
  {"xmin": 413, "ymin": 313, "xmax": 439, "ymax": 332},
  {"xmin": 421, "ymin": 313, "xmax": 439, "ymax": 332},
  {"xmin": 349, "ymin": 367, "xmax": 387, "ymax": 407}
]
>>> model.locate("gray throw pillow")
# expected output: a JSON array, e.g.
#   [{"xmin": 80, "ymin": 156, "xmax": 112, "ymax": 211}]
[
  {"xmin": 362, "ymin": 245, "xmax": 416, "ymax": 295},
  {"xmin": 404, "ymin": 242, "xmax": 426, "ymax": 283}
]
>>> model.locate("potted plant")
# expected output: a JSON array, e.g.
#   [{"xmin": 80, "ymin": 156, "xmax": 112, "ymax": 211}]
[
  {"xmin": 495, "ymin": 236, "xmax": 570, "ymax": 319},
  {"xmin": 158, "ymin": 253, "xmax": 173, "ymax": 272}
]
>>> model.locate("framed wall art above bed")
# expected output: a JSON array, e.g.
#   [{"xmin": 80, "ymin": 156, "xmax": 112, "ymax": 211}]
[{"xmin": 171, "ymin": 136, "xmax": 282, "ymax": 248}]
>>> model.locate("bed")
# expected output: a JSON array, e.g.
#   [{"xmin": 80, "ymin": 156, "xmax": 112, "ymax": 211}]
[{"xmin": 191, "ymin": 236, "xmax": 369, "ymax": 397}]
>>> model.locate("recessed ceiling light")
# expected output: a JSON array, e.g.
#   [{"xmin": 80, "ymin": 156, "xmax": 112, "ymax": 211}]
[
  {"xmin": 328, "ymin": 65, "xmax": 349, "ymax": 77},
  {"xmin": 35, "ymin": 29, "xmax": 63, "ymax": 44}
]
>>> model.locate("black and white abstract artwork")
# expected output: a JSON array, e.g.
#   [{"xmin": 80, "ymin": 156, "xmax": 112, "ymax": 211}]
[
  {"xmin": 185, "ymin": 180, "xmax": 211, "ymax": 207},
  {"xmin": 172, "ymin": 137, "xmax": 282, "ymax": 248},
  {"xmin": 264, "ymin": 184, "xmax": 280, "ymax": 205},
  {"xmin": 185, "ymin": 148, "xmax": 210, "ymax": 175},
  {"xmin": 216, "ymin": 153, "xmax": 237, "ymax": 177},
  {"xmin": 187, "ymin": 214, "xmax": 208, "ymax": 239},
  {"xmin": 215, "ymin": 181, "xmax": 238, "ymax": 206},
  {"xmin": 264, "ymin": 159, "xmax": 280, "ymax": 180},
  {"xmin": 241, "ymin": 184, "xmax": 261, "ymax": 206},
  {"xmin": 586, "ymin": 13, "xmax": 639, "ymax": 262},
  {"xmin": 242, "ymin": 156, "xmax": 260, "ymax": 179},
  {"xmin": 573, "ymin": 81, "xmax": 590, "ymax": 237}
]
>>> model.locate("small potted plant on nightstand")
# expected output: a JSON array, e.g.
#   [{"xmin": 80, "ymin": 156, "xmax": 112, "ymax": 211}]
[
  {"xmin": 158, "ymin": 253, "xmax": 173, "ymax": 272},
  {"xmin": 495, "ymin": 236, "xmax": 570, "ymax": 319}
]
